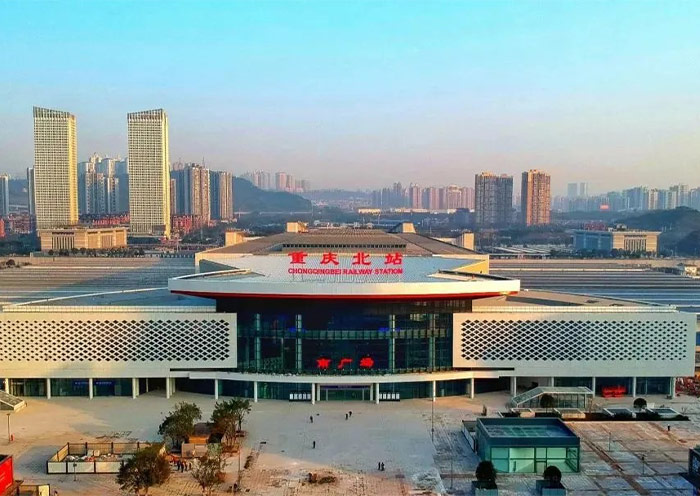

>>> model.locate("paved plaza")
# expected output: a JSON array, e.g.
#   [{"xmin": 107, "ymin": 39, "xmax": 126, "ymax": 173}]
[{"xmin": 3, "ymin": 392, "xmax": 700, "ymax": 495}]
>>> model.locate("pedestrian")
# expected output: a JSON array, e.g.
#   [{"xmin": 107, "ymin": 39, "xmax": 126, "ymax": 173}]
[
  {"xmin": 176, "ymin": 460, "xmax": 180, "ymax": 471},
  {"xmin": 345, "ymin": 413, "xmax": 348, "ymax": 420},
  {"xmin": 54, "ymin": 491, "xmax": 59, "ymax": 496},
  {"xmin": 349, "ymin": 411, "xmax": 352, "ymax": 418},
  {"xmin": 310, "ymin": 415, "xmax": 313, "ymax": 423},
  {"xmin": 189, "ymin": 462, "xmax": 192, "ymax": 471},
  {"xmin": 668, "ymin": 425, "xmax": 671, "ymax": 432},
  {"xmin": 312, "ymin": 440, "xmax": 316, "ymax": 449},
  {"xmin": 378, "ymin": 461, "xmax": 381, "ymax": 470},
  {"xmin": 381, "ymin": 462, "xmax": 385, "ymax": 471}
]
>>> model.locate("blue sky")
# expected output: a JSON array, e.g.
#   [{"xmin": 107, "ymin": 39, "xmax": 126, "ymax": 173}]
[{"xmin": 1, "ymin": 0, "xmax": 700, "ymax": 192}]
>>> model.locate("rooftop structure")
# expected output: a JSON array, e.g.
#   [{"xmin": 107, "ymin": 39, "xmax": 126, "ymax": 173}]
[{"xmin": 475, "ymin": 417, "xmax": 580, "ymax": 473}]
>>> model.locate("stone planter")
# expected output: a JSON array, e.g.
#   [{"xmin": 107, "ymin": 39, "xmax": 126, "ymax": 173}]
[
  {"xmin": 536, "ymin": 480, "xmax": 566, "ymax": 495},
  {"xmin": 472, "ymin": 480, "xmax": 498, "ymax": 496}
]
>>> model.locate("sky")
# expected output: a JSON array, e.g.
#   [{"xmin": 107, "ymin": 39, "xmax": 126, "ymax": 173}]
[{"xmin": 1, "ymin": 0, "xmax": 700, "ymax": 194}]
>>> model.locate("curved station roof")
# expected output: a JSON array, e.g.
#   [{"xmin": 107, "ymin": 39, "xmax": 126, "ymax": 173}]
[{"xmin": 169, "ymin": 254, "xmax": 520, "ymax": 301}]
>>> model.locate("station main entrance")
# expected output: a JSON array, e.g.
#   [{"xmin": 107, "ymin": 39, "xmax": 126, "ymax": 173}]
[{"xmin": 319, "ymin": 384, "xmax": 372, "ymax": 401}]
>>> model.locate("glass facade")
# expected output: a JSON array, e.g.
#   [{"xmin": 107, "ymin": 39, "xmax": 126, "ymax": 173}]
[
  {"xmin": 10, "ymin": 379, "xmax": 46, "ymax": 397},
  {"xmin": 596, "ymin": 377, "xmax": 633, "ymax": 396},
  {"xmin": 490, "ymin": 446, "xmax": 579, "ymax": 473},
  {"xmin": 635, "ymin": 377, "xmax": 671, "ymax": 395},
  {"xmin": 51, "ymin": 378, "xmax": 89, "ymax": 397},
  {"xmin": 554, "ymin": 377, "xmax": 593, "ymax": 389},
  {"xmin": 93, "ymin": 378, "xmax": 133, "ymax": 397},
  {"xmin": 229, "ymin": 300, "xmax": 457, "ymax": 376}
]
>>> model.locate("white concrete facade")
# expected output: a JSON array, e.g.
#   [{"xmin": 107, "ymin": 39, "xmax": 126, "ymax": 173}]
[
  {"xmin": 453, "ymin": 310, "xmax": 696, "ymax": 377},
  {"xmin": 0, "ymin": 308, "xmax": 236, "ymax": 378}
]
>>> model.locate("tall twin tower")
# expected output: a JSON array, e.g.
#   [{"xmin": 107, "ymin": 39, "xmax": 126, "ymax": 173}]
[{"xmin": 32, "ymin": 106, "xmax": 171, "ymax": 237}]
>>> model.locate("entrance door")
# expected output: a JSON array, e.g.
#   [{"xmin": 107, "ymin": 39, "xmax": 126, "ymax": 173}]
[{"xmin": 320, "ymin": 385, "xmax": 370, "ymax": 401}]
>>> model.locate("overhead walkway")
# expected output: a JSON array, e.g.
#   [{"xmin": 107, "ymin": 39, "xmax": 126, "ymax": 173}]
[
  {"xmin": 508, "ymin": 386, "xmax": 593, "ymax": 410},
  {"xmin": 0, "ymin": 390, "xmax": 27, "ymax": 412}
]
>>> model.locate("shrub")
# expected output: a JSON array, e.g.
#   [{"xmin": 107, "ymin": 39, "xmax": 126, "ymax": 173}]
[
  {"xmin": 475, "ymin": 461, "xmax": 497, "ymax": 483},
  {"xmin": 633, "ymin": 397, "xmax": 647, "ymax": 411},
  {"xmin": 539, "ymin": 394, "xmax": 555, "ymax": 411},
  {"xmin": 543, "ymin": 465, "xmax": 562, "ymax": 484}
]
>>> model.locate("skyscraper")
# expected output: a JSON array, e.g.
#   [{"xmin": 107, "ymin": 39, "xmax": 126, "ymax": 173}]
[
  {"xmin": 474, "ymin": 172, "xmax": 513, "ymax": 226},
  {"xmin": 567, "ymin": 183, "xmax": 579, "ymax": 199},
  {"xmin": 521, "ymin": 169, "xmax": 551, "ymax": 226},
  {"xmin": 26, "ymin": 167, "xmax": 35, "ymax": 216},
  {"xmin": 0, "ymin": 174, "xmax": 9, "ymax": 217},
  {"xmin": 127, "ymin": 109, "xmax": 170, "ymax": 237},
  {"xmin": 210, "ymin": 170, "xmax": 233, "ymax": 220},
  {"xmin": 33, "ymin": 107, "xmax": 79, "ymax": 229}
]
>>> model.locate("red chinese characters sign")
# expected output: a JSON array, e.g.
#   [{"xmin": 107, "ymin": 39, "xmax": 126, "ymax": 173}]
[
  {"xmin": 316, "ymin": 356, "xmax": 375, "ymax": 370},
  {"xmin": 288, "ymin": 251, "xmax": 403, "ymax": 276}
]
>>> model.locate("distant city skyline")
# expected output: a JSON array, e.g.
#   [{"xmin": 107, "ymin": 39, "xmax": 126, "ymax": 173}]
[{"xmin": 2, "ymin": 1, "xmax": 700, "ymax": 192}]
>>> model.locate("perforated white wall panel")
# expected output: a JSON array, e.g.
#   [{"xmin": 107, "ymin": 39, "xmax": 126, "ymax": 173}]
[
  {"xmin": 453, "ymin": 312, "xmax": 695, "ymax": 377},
  {"xmin": 0, "ymin": 311, "xmax": 236, "ymax": 378}
]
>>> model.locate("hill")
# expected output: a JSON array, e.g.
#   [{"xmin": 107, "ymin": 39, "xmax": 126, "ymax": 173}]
[
  {"xmin": 233, "ymin": 177, "xmax": 312, "ymax": 213},
  {"xmin": 616, "ymin": 207, "xmax": 700, "ymax": 255}
]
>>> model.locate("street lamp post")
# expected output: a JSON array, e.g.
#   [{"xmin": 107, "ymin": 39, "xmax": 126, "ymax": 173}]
[{"xmin": 431, "ymin": 399, "xmax": 434, "ymax": 443}]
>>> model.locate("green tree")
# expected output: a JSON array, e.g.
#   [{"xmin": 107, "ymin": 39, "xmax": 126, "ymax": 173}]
[
  {"xmin": 543, "ymin": 465, "xmax": 562, "ymax": 485},
  {"xmin": 116, "ymin": 444, "xmax": 170, "ymax": 495},
  {"xmin": 211, "ymin": 398, "xmax": 251, "ymax": 448},
  {"xmin": 475, "ymin": 460, "xmax": 497, "ymax": 484},
  {"xmin": 158, "ymin": 402, "xmax": 202, "ymax": 449},
  {"xmin": 633, "ymin": 397, "xmax": 647, "ymax": 411},
  {"xmin": 539, "ymin": 393, "xmax": 555, "ymax": 412},
  {"xmin": 192, "ymin": 454, "xmax": 226, "ymax": 496}
]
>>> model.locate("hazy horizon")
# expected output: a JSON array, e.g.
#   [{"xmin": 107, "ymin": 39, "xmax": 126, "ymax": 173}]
[{"xmin": 2, "ymin": 1, "xmax": 700, "ymax": 195}]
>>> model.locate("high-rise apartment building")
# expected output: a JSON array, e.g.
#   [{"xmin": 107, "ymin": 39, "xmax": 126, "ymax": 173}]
[
  {"xmin": 423, "ymin": 187, "xmax": 440, "ymax": 211},
  {"xmin": 458, "ymin": 187, "xmax": 474, "ymax": 210},
  {"xmin": 521, "ymin": 169, "xmax": 551, "ymax": 226},
  {"xmin": 127, "ymin": 109, "xmax": 170, "ymax": 237},
  {"xmin": 579, "ymin": 182, "xmax": 588, "ymax": 198},
  {"xmin": 26, "ymin": 167, "xmax": 35, "ymax": 216},
  {"xmin": 171, "ymin": 163, "xmax": 211, "ymax": 223},
  {"xmin": 567, "ymin": 183, "xmax": 578, "ymax": 199},
  {"xmin": 408, "ymin": 184, "xmax": 423, "ymax": 209},
  {"xmin": 0, "ymin": 174, "xmax": 9, "ymax": 217},
  {"xmin": 275, "ymin": 172, "xmax": 289, "ymax": 192},
  {"xmin": 474, "ymin": 172, "xmax": 513, "ymax": 226},
  {"xmin": 210, "ymin": 171, "xmax": 233, "ymax": 220},
  {"xmin": 670, "ymin": 184, "xmax": 689, "ymax": 207},
  {"xmin": 33, "ymin": 107, "xmax": 79, "ymax": 229}
]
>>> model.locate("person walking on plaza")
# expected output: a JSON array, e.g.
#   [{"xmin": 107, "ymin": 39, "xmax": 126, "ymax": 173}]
[
  {"xmin": 312, "ymin": 440, "xmax": 316, "ymax": 449},
  {"xmin": 378, "ymin": 461, "xmax": 381, "ymax": 470},
  {"xmin": 345, "ymin": 413, "xmax": 348, "ymax": 420},
  {"xmin": 349, "ymin": 411, "xmax": 352, "ymax": 418},
  {"xmin": 310, "ymin": 415, "xmax": 313, "ymax": 423},
  {"xmin": 381, "ymin": 462, "xmax": 385, "ymax": 471}
]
